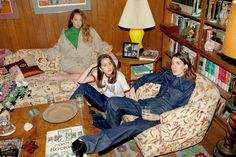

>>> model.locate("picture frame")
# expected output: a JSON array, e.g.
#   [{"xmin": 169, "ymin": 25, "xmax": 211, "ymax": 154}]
[
  {"xmin": 32, "ymin": 0, "xmax": 91, "ymax": 14},
  {"xmin": 122, "ymin": 42, "xmax": 140, "ymax": 59},
  {"xmin": 0, "ymin": 0, "xmax": 19, "ymax": 20}
]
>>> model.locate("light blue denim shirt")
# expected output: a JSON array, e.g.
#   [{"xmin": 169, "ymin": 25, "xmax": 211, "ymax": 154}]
[{"xmin": 132, "ymin": 71, "xmax": 196, "ymax": 114}]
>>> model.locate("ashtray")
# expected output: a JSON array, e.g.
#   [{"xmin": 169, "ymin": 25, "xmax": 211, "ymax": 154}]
[{"xmin": 42, "ymin": 101, "xmax": 78, "ymax": 123}]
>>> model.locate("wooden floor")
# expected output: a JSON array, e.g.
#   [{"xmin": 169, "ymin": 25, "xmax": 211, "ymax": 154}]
[
  {"xmin": 200, "ymin": 120, "xmax": 226, "ymax": 156},
  {"xmin": 167, "ymin": 120, "xmax": 226, "ymax": 157}
]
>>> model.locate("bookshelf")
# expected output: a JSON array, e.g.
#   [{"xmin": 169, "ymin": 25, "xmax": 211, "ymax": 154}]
[{"xmin": 161, "ymin": 0, "xmax": 235, "ymax": 131}]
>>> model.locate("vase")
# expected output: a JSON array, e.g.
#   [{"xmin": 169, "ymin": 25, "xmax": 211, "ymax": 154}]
[{"xmin": 0, "ymin": 110, "xmax": 16, "ymax": 136}]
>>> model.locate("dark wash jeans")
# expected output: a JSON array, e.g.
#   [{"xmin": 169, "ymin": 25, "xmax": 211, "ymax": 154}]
[
  {"xmin": 70, "ymin": 83, "xmax": 108, "ymax": 112},
  {"xmin": 79, "ymin": 97, "xmax": 172, "ymax": 153}
]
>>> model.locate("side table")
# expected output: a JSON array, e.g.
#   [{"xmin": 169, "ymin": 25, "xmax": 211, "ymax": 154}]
[{"xmin": 115, "ymin": 53, "xmax": 161, "ymax": 84}]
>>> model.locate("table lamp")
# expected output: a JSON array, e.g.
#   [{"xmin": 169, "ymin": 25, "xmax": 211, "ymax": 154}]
[
  {"xmin": 221, "ymin": 0, "xmax": 236, "ymax": 65},
  {"xmin": 118, "ymin": 0, "xmax": 155, "ymax": 51}
]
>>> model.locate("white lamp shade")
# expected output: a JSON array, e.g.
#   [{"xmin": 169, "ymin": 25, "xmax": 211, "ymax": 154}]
[
  {"xmin": 118, "ymin": 0, "xmax": 155, "ymax": 29},
  {"xmin": 222, "ymin": 0, "xmax": 236, "ymax": 59}
]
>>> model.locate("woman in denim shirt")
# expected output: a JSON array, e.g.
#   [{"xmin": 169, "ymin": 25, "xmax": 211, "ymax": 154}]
[{"xmin": 72, "ymin": 52, "xmax": 196, "ymax": 156}]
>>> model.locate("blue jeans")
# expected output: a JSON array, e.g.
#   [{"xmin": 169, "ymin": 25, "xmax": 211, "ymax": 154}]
[
  {"xmin": 70, "ymin": 83, "xmax": 108, "ymax": 112},
  {"xmin": 79, "ymin": 97, "xmax": 172, "ymax": 153}
]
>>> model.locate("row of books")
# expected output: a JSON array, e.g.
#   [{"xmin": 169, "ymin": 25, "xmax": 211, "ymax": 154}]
[
  {"xmin": 206, "ymin": 0, "xmax": 231, "ymax": 21},
  {"xmin": 171, "ymin": 14, "xmax": 200, "ymax": 42},
  {"xmin": 171, "ymin": 0, "xmax": 203, "ymax": 17},
  {"xmin": 171, "ymin": 13, "xmax": 225, "ymax": 53},
  {"xmin": 215, "ymin": 97, "xmax": 231, "ymax": 122},
  {"xmin": 169, "ymin": 40, "xmax": 197, "ymax": 66},
  {"xmin": 198, "ymin": 56, "xmax": 235, "ymax": 92},
  {"xmin": 131, "ymin": 63, "xmax": 153, "ymax": 77}
]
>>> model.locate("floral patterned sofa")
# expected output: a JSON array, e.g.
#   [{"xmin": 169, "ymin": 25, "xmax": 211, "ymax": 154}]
[
  {"xmin": 4, "ymin": 49, "xmax": 80, "ymax": 108},
  {"xmin": 123, "ymin": 74, "xmax": 220, "ymax": 157}
]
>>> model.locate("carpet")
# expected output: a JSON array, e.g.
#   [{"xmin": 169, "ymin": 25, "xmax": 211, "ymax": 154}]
[
  {"xmin": 101, "ymin": 139, "xmax": 143, "ymax": 157},
  {"xmin": 176, "ymin": 144, "xmax": 211, "ymax": 157},
  {"xmin": 100, "ymin": 141, "xmax": 210, "ymax": 157}
]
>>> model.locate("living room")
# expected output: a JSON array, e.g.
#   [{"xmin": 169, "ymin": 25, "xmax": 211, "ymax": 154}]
[{"xmin": 1, "ymin": 0, "xmax": 236, "ymax": 157}]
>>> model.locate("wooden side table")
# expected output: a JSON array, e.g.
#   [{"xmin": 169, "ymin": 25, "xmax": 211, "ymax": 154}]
[{"xmin": 115, "ymin": 53, "xmax": 161, "ymax": 84}]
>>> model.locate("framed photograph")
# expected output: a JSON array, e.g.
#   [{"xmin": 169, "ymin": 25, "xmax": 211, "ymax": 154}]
[
  {"xmin": 32, "ymin": 0, "xmax": 91, "ymax": 14},
  {"xmin": 0, "ymin": 0, "xmax": 19, "ymax": 20},
  {"xmin": 123, "ymin": 42, "xmax": 140, "ymax": 59}
]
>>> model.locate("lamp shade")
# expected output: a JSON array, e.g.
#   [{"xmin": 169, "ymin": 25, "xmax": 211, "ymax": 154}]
[
  {"xmin": 222, "ymin": 0, "xmax": 236, "ymax": 60},
  {"xmin": 118, "ymin": 0, "xmax": 155, "ymax": 29}
]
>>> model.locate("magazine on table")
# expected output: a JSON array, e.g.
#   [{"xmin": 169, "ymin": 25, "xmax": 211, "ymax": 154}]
[
  {"xmin": 45, "ymin": 125, "xmax": 87, "ymax": 157},
  {"xmin": 139, "ymin": 50, "xmax": 159, "ymax": 61},
  {"xmin": 0, "ymin": 137, "xmax": 23, "ymax": 157}
]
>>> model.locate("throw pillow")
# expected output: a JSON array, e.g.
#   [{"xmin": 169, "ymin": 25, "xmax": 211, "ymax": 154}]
[
  {"xmin": 20, "ymin": 65, "xmax": 44, "ymax": 78},
  {"xmin": 9, "ymin": 65, "xmax": 25, "ymax": 81},
  {"xmin": 5, "ymin": 59, "xmax": 44, "ymax": 78},
  {"xmin": 4, "ymin": 59, "xmax": 28, "ymax": 71}
]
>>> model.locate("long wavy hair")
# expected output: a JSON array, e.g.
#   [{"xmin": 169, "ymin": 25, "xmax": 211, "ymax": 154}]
[
  {"xmin": 173, "ymin": 52, "xmax": 196, "ymax": 81},
  {"xmin": 96, "ymin": 54, "xmax": 117, "ymax": 88},
  {"xmin": 68, "ymin": 9, "xmax": 92, "ymax": 43}
]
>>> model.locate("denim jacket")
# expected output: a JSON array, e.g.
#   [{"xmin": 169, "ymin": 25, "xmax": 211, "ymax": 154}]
[{"xmin": 132, "ymin": 71, "xmax": 196, "ymax": 114}]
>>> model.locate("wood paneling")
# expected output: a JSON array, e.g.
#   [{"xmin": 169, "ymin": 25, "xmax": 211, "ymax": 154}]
[{"xmin": 0, "ymin": 0, "xmax": 164, "ymax": 53}]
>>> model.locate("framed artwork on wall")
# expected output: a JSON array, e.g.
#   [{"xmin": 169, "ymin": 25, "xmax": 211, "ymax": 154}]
[
  {"xmin": 32, "ymin": 0, "xmax": 91, "ymax": 14},
  {"xmin": 0, "ymin": 0, "xmax": 19, "ymax": 20},
  {"xmin": 122, "ymin": 42, "xmax": 140, "ymax": 59}
]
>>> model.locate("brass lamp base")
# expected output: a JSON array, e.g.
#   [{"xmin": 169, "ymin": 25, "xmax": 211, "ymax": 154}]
[{"xmin": 214, "ymin": 140, "xmax": 236, "ymax": 157}]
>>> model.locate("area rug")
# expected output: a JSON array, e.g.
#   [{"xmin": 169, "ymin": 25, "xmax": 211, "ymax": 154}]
[
  {"xmin": 101, "ymin": 139, "xmax": 143, "ymax": 157},
  {"xmin": 100, "ymin": 140, "xmax": 210, "ymax": 157},
  {"xmin": 176, "ymin": 144, "xmax": 211, "ymax": 157}
]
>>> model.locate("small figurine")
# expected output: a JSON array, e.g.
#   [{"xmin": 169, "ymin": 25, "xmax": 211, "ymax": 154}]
[
  {"xmin": 204, "ymin": 31, "xmax": 215, "ymax": 53},
  {"xmin": 219, "ymin": 4, "xmax": 229, "ymax": 25}
]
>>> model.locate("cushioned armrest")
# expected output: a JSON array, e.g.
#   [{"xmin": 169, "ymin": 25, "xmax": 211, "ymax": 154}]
[
  {"xmin": 5, "ymin": 49, "xmax": 61, "ymax": 72},
  {"xmin": 160, "ymin": 106, "xmax": 209, "ymax": 143}
]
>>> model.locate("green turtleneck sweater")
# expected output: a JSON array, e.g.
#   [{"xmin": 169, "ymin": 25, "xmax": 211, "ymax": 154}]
[{"xmin": 64, "ymin": 26, "xmax": 81, "ymax": 48}]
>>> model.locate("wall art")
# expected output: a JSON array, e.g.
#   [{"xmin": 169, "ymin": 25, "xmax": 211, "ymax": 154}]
[
  {"xmin": 32, "ymin": 0, "xmax": 91, "ymax": 14},
  {"xmin": 0, "ymin": 0, "xmax": 19, "ymax": 20}
]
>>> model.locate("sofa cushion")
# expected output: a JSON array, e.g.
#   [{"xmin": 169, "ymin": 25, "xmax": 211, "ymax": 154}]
[
  {"xmin": 20, "ymin": 65, "xmax": 44, "ymax": 78},
  {"xmin": 4, "ymin": 59, "xmax": 27, "ymax": 71},
  {"xmin": 5, "ymin": 59, "xmax": 44, "ymax": 78}
]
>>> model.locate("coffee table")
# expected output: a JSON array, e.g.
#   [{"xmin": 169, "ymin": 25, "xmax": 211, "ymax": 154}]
[{"xmin": 2, "ymin": 101, "xmax": 98, "ymax": 157}]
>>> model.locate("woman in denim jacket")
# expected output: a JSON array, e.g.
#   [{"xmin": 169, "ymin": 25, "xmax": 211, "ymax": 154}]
[{"xmin": 72, "ymin": 52, "xmax": 196, "ymax": 156}]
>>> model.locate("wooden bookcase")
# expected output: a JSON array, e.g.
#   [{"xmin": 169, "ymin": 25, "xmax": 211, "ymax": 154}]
[{"xmin": 161, "ymin": 0, "xmax": 235, "ymax": 131}]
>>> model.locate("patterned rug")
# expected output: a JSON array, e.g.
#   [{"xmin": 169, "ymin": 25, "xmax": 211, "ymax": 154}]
[
  {"xmin": 101, "ymin": 139, "xmax": 143, "ymax": 157},
  {"xmin": 100, "ymin": 140, "xmax": 210, "ymax": 157},
  {"xmin": 176, "ymin": 144, "xmax": 211, "ymax": 157}
]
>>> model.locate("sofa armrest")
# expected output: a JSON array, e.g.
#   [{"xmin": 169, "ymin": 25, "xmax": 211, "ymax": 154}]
[
  {"xmin": 160, "ymin": 106, "xmax": 209, "ymax": 143},
  {"xmin": 5, "ymin": 49, "xmax": 61, "ymax": 72}
]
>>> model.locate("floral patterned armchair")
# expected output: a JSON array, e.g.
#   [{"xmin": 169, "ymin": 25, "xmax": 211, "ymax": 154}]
[{"xmin": 123, "ymin": 74, "xmax": 220, "ymax": 157}]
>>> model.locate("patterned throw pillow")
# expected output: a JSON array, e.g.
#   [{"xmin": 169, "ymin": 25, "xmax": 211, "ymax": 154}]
[{"xmin": 5, "ymin": 59, "xmax": 44, "ymax": 78}]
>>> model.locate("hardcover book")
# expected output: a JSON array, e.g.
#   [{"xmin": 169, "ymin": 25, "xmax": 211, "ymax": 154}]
[
  {"xmin": 131, "ymin": 64, "xmax": 153, "ymax": 77},
  {"xmin": 0, "ymin": 137, "xmax": 23, "ymax": 157},
  {"xmin": 139, "ymin": 50, "xmax": 159, "ymax": 61},
  {"xmin": 45, "ymin": 125, "xmax": 86, "ymax": 157}
]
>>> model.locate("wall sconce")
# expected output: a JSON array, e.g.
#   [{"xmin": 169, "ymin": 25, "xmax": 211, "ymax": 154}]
[
  {"xmin": 118, "ymin": 0, "xmax": 155, "ymax": 51},
  {"xmin": 221, "ymin": 1, "xmax": 236, "ymax": 65}
]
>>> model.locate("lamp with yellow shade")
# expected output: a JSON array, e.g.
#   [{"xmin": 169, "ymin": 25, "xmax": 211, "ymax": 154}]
[
  {"xmin": 118, "ymin": 0, "xmax": 155, "ymax": 51},
  {"xmin": 221, "ymin": 0, "xmax": 236, "ymax": 65}
]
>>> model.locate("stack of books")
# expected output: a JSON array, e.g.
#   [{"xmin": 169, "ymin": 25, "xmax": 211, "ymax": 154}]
[
  {"xmin": 139, "ymin": 50, "xmax": 159, "ymax": 61},
  {"xmin": 131, "ymin": 63, "xmax": 153, "ymax": 77}
]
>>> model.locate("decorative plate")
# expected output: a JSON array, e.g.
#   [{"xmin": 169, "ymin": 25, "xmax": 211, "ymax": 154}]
[{"xmin": 42, "ymin": 101, "xmax": 78, "ymax": 123}]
